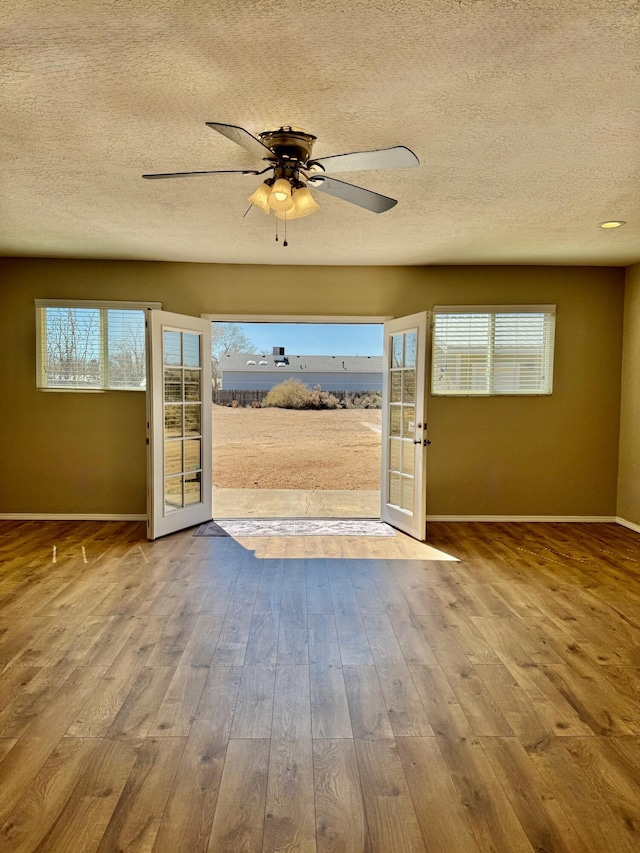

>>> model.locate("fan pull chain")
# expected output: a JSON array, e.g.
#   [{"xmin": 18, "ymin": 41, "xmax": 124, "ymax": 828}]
[{"xmin": 274, "ymin": 213, "xmax": 289, "ymax": 246}]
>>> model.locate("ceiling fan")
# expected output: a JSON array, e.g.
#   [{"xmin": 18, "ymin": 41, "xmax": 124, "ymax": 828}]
[{"xmin": 142, "ymin": 122, "xmax": 419, "ymax": 223}]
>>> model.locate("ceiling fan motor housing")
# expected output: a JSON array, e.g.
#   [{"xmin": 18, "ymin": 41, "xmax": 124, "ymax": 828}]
[{"xmin": 258, "ymin": 127, "xmax": 316, "ymax": 165}]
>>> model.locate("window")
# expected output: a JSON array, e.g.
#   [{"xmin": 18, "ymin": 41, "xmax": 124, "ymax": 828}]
[
  {"xmin": 36, "ymin": 300, "xmax": 161, "ymax": 390},
  {"xmin": 431, "ymin": 305, "xmax": 556, "ymax": 395}
]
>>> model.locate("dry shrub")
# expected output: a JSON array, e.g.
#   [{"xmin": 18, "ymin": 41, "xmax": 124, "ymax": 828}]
[
  {"xmin": 307, "ymin": 386, "xmax": 341, "ymax": 409},
  {"xmin": 344, "ymin": 392, "xmax": 382, "ymax": 409},
  {"xmin": 261, "ymin": 379, "xmax": 312, "ymax": 409},
  {"xmin": 262, "ymin": 380, "xmax": 341, "ymax": 410}
]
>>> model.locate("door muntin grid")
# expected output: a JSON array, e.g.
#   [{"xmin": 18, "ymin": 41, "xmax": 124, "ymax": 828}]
[
  {"xmin": 388, "ymin": 330, "xmax": 417, "ymax": 513},
  {"xmin": 163, "ymin": 330, "xmax": 203, "ymax": 512}
]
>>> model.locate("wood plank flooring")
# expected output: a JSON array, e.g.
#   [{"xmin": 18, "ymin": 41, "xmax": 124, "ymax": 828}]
[{"xmin": 0, "ymin": 519, "xmax": 639, "ymax": 851}]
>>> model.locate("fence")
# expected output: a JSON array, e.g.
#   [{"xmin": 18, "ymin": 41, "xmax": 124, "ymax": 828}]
[
  {"xmin": 212, "ymin": 389, "xmax": 380, "ymax": 407},
  {"xmin": 213, "ymin": 389, "xmax": 269, "ymax": 406}
]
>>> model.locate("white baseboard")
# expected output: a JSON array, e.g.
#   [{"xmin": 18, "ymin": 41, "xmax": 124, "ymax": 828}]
[
  {"xmin": 616, "ymin": 516, "xmax": 640, "ymax": 534},
  {"xmin": 426, "ymin": 515, "xmax": 617, "ymax": 523},
  {"xmin": 0, "ymin": 513, "xmax": 146, "ymax": 521}
]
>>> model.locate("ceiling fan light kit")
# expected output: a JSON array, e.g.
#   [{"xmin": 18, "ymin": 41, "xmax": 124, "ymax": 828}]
[
  {"xmin": 246, "ymin": 180, "xmax": 273, "ymax": 214},
  {"xmin": 276, "ymin": 186, "xmax": 320, "ymax": 220},
  {"xmin": 142, "ymin": 122, "xmax": 419, "ymax": 244},
  {"xmin": 268, "ymin": 177, "xmax": 294, "ymax": 211}
]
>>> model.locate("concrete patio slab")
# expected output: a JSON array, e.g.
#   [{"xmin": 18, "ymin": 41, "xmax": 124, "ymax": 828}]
[{"xmin": 212, "ymin": 488, "xmax": 381, "ymax": 519}]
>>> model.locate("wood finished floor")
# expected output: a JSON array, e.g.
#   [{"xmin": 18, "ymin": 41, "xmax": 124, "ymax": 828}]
[{"xmin": 0, "ymin": 519, "xmax": 639, "ymax": 852}]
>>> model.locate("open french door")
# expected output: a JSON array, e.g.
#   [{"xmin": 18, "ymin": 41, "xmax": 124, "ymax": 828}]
[
  {"xmin": 380, "ymin": 312, "xmax": 429, "ymax": 540},
  {"xmin": 147, "ymin": 310, "xmax": 212, "ymax": 540}
]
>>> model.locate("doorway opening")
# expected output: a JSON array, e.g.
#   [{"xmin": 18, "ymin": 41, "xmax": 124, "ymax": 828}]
[{"xmin": 209, "ymin": 318, "xmax": 384, "ymax": 519}]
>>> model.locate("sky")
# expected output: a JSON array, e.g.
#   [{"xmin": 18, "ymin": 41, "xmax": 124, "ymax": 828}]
[{"xmin": 229, "ymin": 322, "xmax": 383, "ymax": 356}]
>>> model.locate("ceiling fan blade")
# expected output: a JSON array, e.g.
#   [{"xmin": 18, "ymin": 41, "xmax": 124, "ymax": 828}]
[
  {"xmin": 307, "ymin": 175, "xmax": 397, "ymax": 213},
  {"xmin": 309, "ymin": 145, "xmax": 419, "ymax": 174},
  {"xmin": 142, "ymin": 169, "xmax": 261, "ymax": 180},
  {"xmin": 205, "ymin": 122, "xmax": 274, "ymax": 161}
]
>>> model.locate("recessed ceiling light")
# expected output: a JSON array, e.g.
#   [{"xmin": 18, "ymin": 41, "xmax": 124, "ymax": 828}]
[{"xmin": 599, "ymin": 220, "xmax": 626, "ymax": 229}]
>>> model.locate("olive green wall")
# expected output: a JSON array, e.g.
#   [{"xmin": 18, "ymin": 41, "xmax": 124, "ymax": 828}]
[
  {"xmin": 0, "ymin": 258, "xmax": 625, "ymax": 518},
  {"xmin": 617, "ymin": 263, "xmax": 640, "ymax": 527}
]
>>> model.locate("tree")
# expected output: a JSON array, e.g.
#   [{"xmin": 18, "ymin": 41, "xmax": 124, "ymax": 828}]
[
  {"xmin": 43, "ymin": 306, "xmax": 146, "ymax": 389},
  {"xmin": 108, "ymin": 320, "xmax": 146, "ymax": 388},
  {"xmin": 45, "ymin": 307, "xmax": 100, "ymax": 385},
  {"xmin": 211, "ymin": 322, "xmax": 256, "ymax": 389}
]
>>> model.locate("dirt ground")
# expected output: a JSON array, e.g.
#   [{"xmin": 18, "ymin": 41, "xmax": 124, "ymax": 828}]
[{"xmin": 212, "ymin": 405, "xmax": 382, "ymax": 490}]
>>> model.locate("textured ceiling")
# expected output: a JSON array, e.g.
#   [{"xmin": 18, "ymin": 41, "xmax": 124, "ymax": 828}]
[{"xmin": 1, "ymin": 1, "xmax": 639, "ymax": 266}]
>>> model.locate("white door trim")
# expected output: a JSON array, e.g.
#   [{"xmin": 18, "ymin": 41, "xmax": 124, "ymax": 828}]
[
  {"xmin": 206, "ymin": 313, "xmax": 388, "ymax": 522},
  {"xmin": 202, "ymin": 314, "xmax": 393, "ymax": 323}
]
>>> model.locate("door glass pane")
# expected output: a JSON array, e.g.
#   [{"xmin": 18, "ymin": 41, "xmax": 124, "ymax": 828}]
[
  {"xmin": 184, "ymin": 438, "xmax": 201, "ymax": 472},
  {"xmin": 389, "ymin": 472, "xmax": 401, "ymax": 507},
  {"xmin": 404, "ymin": 332, "xmax": 416, "ymax": 367},
  {"xmin": 184, "ymin": 405, "xmax": 201, "ymax": 436},
  {"xmin": 184, "ymin": 369, "xmax": 201, "ymax": 401},
  {"xmin": 400, "ymin": 476, "xmax": 414, "ymax": 512},
  {"xmin": 161, "ymin": 332, "xmax": 204, "ymax": 514},
  {"xmin": 389, "ymin": 438, "xmax": 401, "ymax": 471},
  {"xmin": 391, "ymin": 335, "xmax": 403, "ymax": 368},
  {"xmin": 403, "ymin": 369, "xmax": 415, "ymax": 403},
  {"xmin": 184, "ymin": 471, "xmax": 202, "ymax": 505},
  {"xmin": 391, "ymin": 372, "xmax": 402, "ymax": 402},
  {"xmin": 164, "ymin": 441, "xmax": 182, "ymax": 476},
  {"xmin": 183, "ymin": 333, "xmax": 200, "ymax": 367},
  {"xmin": 390, "ymin": 406, "xmax": 401, "ymax": 437},
  {"xmin": 164, "ymin": 331, "xmax": 181, "ymax": 366},
  {"xmin": 164, "ymin": 368, "xmax": 182, "ymax": 402},
  {"xmin": 402, "ymin": 406, "xmax": 415, "ymax": 438},
  {"xmin": 164, "ymin": 405, "xmax": 183, "ymax": 437},
  {"xmin": 165, "ymin": 476, "xmax": 183, "ymax": 509},
  {"xmin": 401, "ymin": 445, "xmax": 414, "ymax": 476}
]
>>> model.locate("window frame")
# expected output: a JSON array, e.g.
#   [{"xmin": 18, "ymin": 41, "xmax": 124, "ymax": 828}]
[
  {"xmin": 35, "ymin": 299, "xmax": 162, "ymax": 392},
  {"xmin": 431, "ymin": 304, "xmax": 556, "ymax": 397}
]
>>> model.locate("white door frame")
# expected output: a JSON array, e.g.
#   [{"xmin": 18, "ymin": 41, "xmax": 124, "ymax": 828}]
[
  {"xmin": 203, "ymin": 313, "xmax": 429, "ymax": 526},
  {"xmin": 202, "ymin": 314, "xmax": 392, "ymax": 324}
]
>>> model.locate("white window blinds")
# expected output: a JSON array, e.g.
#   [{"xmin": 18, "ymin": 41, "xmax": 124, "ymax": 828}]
[
  {"xmin": 35, "ymin": 300, "xmax": 160, "ymax": 391},
  {"xmin": 431, "ymin": 305, "xmax": 556, "ymax": 395}
]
